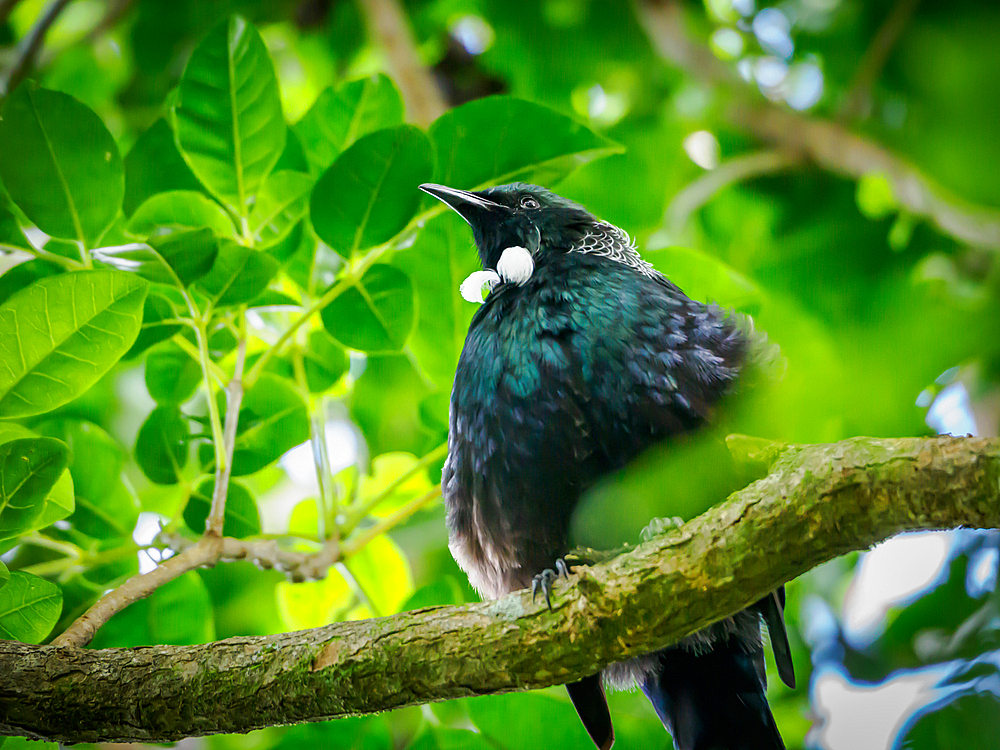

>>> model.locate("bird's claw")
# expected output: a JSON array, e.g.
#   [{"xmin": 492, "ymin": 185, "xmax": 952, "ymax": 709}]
[{"xmin": 531, "ymin": 558, "xmax": 572, "ymax": 610}]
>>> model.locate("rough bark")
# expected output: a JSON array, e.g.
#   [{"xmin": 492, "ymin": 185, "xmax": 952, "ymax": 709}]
[{"xmin": 2, "ymin": 436, "xmax": 998, "ymax": 743}]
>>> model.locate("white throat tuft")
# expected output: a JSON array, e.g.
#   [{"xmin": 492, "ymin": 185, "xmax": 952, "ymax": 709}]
[
  {"xmin": 496, "ymin": 246, "xmax": 534, "ymax": 285},
  {"xmin": 459, "ymin": 270, "xmax": 500, "ymax": 303}
]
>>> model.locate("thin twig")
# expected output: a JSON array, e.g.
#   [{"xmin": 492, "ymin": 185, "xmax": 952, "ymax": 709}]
[
  {"xmin": 839, "ymin": 0, "xmax": 922, "ymax": 121},
  {"xmin": 50, "ymin": 537, "xmax": 223, "ymax": 647},
  {"xmin": 342, "ymin": 484, "xmax": 442, "ymax": 557},
  {"xmin": 1, "ymin": 0, "xmax": 75, "ymax": 96},
  {"xmin": 662, "ymin": 150, "xmax": 801, "ymax": 241},
  {"xmin": 205, "ymin": 325, "xmax": 248, "ymax": 537},
  {"xmin": 356, "ymin": 0, "xmax": 447, "ymax": 127}
]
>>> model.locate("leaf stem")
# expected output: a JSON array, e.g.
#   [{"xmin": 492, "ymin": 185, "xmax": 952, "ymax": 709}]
[
  {"xmin": 193, "ymin": 315, "xmax": 227, "ymax": 478},
  {"xmin": 243, "ymin": 204, "xmax": 445, "ymax": 387},
  {"xmin": 343, "ymin": 443, "xmax": 447, "ymax": 533},
  {"xmin": 341, "ymin": 484, "xmax": 442, "ymax": 558},
  {"xmin": 205, "ymin": 314, "xmax": 248, "ymax": 537}
]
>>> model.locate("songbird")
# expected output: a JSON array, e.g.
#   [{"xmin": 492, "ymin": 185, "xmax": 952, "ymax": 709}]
[{"xmin": 419, "ymin": 181, "xmax": 795, "ymax": 750}]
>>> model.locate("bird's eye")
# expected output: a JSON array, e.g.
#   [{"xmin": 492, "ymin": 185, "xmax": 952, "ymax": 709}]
[{"xmin": 520, "ymin": 196, "xmax": 539, "ymax": 209}]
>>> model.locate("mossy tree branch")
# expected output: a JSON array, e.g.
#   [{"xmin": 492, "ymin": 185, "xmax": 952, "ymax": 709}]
[{"xmin": 3, "ymin": 436, "xmax": 999, "ymax": 743}]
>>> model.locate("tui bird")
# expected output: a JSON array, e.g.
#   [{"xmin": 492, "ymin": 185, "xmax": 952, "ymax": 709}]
[{"xmin": 419, "ymin": 182, "xmax": 795, "ymax": 750}]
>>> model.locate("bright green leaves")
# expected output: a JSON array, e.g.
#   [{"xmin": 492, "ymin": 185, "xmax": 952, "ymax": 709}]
[
  {"xmin": 429, "ymin": 96, "xmax": 620, "ymax": 190},
  {"xmin": 396, "ymin": 213, "xmax": 480, "ymax": 388},
  {"xmin": 173, "ymin": 16, "xmax": 286, "ymax": 216},
  {"xmin": 183, "ymin": 479, "xmax": 260, "ymax": 538},
  {"xmin": 135, "ymin": 406, "xmax": 189, "ymax": 485},
  {"xmin": 0, "ymin": 271, "xmax": 148, "ymax": 418},
  {"xmin": 645, "ymin": 245, "xmax": 763, "ymax": 312},
  {"xmin": 93, "ymin": 229, "xmax": 219, "ymax": 288},
  {"xmin": 322, "ymin": 264, "xmax": 415, "ymax": 352},
  {"xmin": 0, "ymin": 571, "xmax": 62, "ymax": 643},
  {"xmin": 227, "ymin": 374, "xmax": 309, "ymax": 476},
  {"xmin": 311, "ymin": 126, "xmax": 433, "ymax": 257},
  {"xmin": 145, "ymin": 343, "xmax": 201, "ymax": 404},
  {"xmin": 276, "ymin": 535, "xmax": 413, "ymax": 627},
  {"xmin": 0, "ymin": 84, "xmax": 123, "ymax": 247},
  {"xmin": 295, "ymin": 74, "xmax": 404, "ymax": 174},
  {"xmin": 249, "ymin": 170, "xmax": 313, "ymax": 246},
  {"xmin": 197, "ymin": 240, "xmax": 280, "ymax": 306},
  {"xmin": 0, "ymin": 437, "xmax": 69, "ymax": 542},
  {"xmin": 128, "ymin": 191, "xmax": 237, "ymax": 239},
  {"xmin": 45, "ymin": 420, "xmax": 138, "ymax": 541}
]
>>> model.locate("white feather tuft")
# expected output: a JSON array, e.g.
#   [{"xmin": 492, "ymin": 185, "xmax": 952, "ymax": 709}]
[
  {"xmin": 460, "ymin": 270, "xmax": 501, "ymax": 303},
  {"xmin": 496, "ymin": 246, "xmax": 534, "ymax": 285}
]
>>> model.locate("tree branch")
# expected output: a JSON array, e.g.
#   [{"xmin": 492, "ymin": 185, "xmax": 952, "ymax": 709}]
[
  {"xmin": 356, "ymin": 0, "xmax": 447, "ymax": 127},
  {"xmin": 1, "ymin": 0, "xmax": 74, "ymax": 96},
  {"xmin": 634, "ymin": 0, "xmax": 1000, "ymax": 251},
  {"xmin": 7, "ymin": 436, "xmax": 999, "ymax": 743},
  {"xmin": 839, "ymin": 0, "xmax": 921, "ymax": 121}
]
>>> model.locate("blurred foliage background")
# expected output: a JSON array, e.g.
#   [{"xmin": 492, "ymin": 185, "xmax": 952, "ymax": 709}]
[{"xmin": 0, "ymin": 0, "xmax": 998, "ymax": 749}]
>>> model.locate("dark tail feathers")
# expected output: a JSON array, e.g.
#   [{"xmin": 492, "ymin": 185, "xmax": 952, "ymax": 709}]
[
  {"xmin": 567, "ymin": 674, "xmax": 615, "ymax": 750},
  {"xmin": 640, "ymin": 636, "xmax": 784, "ymax": 750}
]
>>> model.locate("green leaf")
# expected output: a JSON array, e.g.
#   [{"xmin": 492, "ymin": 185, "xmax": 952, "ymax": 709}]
[
  {"xmin": 0, "ymin": 200, "xmax": 32, "ymax": 250},
  {"xmin": 263, "ymin": 219, "xmax": 307, "ymax": 264},
  {"xmin": 310, "ymin": 125, "xmax": 433, "ymax": 256},
  {"xmin": 196, "ymin": 239, "xmax": 280, "ymax": 306},
  {"xmin": 401, "ymin": 577, "xmax": 466, "ymax": 610},
  {"xmin": 856, "ymin": 172, "xmax": 898, "ymax": 219},
  {"xmin": 125, "ymin": 291, "xmax": 185, "ymax": 359},
  {"xmin": 467, "ymin": 692, "xmax": 594, "ymax": 750},
  {"xmin": 145, "ymin": 342, "xmax": 201, "ymax": 404},
  {"xmin": 395, "ymin": 213, "xmax": 479, "ymax": 388},
  {"xmin": 0, "ymin": 84, "xmax": 123, "ymax": 246},
  {"xmin": 248, "ymin": 289, "xmax": 301, "ymax": 309},
  {"xmin": 644, "ymin": 245, "xmax": 763, "ymax": 311},
  {"xmin": 302, "ymin": 329, "xmax": 349, "ymax": 392},
  {"xmin": 0, "ymin": 259, "xmax": 63, "ymax": 307},
  {"xmin": 0, "ymin": 438, "xmax": 69, "ymax": 542},
  {"xmin": 127, "ymin": 190, "xmax": 237, "ymax": 239},
  {"xmin": 321, "ymin": 264, "xmax": 415, "ymax": 352},
  {"xmin": 183, "ymin": 478, "xmax": 260, "ymax": 538},
  {"xmin": 0, "ymin": 270, "xmax": 149, "ymax": 418},
  {"xmin": 93, "ymin": 242, "xmax": 177, "ymax": 284},
  {"xmin": 249, "ymin": 170, "xmax": 314, "ymax": 247},
  {"xmin": 343, "ymin": 534, "xmax": 414, "ymax": 616},
  {"xmin": 0, "ymin": 571, "xmax": 62, "ymax": 643},
  {"xmin": 0, "ymin": 424, "xmax": 74, "ymax": 530},
  {"xmin": 147, "ymin": 572, "xmax": 215, "ymax": 644},
  {"xmin": 135, "ymin": 406, "xmax": 189, "ymax": 485},
  {"xmin": 35, "ymin": 420, "xmax": 137, "ymax": 540},
  {"xmin": 428, "ymin": 96, "xmax": 619, "ymax": 190},
  {"xmin": 351, "ymin": 354, "xmax": 432, "ymax": 457},
  {"xmin": 123, "ymin": 119, "xmax": 204, "ymax": 216},
  {"xmin": 276, "ymin": 534, "xmax": 412, "ymax": 627},
  {"xmin": 228, "ymin": 373, "xmax": 308, "ymax": 476},
  {"xmin": 0, "ymin": 560, "xmax": 7, "ymax": 589},
  {"xmin": 294, "ymin": 74, "xmax": 404, "ymax": 174},
  {"xmin": 173, "ymin": 16, "xmax": 287, "ymax": 215},
  {"xmin": 148, "ymin": 228, "xmax": 220, "ymax": 285},
  {"xmin": 359, "ymin": 452, "xmax": 433, "ymax": 519}
]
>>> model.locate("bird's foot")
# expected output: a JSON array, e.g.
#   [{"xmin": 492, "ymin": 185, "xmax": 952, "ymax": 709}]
[
  {"xmin": 640, "ymin": 516, "xmax": 686, "ymax": 542},
  {"xmin": 531, "ymin": 558, "xmax": 573, "ymax": 610}
]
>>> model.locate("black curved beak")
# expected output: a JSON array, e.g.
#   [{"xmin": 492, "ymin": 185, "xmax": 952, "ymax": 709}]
[{"xmin": 419, "ymin": 183, "xmax": 503, "ymax": 226}]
